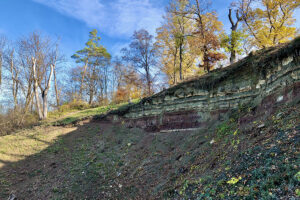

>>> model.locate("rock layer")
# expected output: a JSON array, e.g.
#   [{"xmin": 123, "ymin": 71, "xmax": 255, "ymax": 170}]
[{"xmin": 109, "ymin": 38, "xmax": 300, "ymax": 132}]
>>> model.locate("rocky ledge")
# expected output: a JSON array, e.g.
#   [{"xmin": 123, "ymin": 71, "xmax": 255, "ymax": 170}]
[{"xmin": 107, "ymin": 37, "xmax": 300, "ymax": 132}]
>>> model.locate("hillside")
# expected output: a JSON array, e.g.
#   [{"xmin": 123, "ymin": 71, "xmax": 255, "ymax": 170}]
[
  {"xmin": 0, "ymin": 95, "xmax": 299, "ymax": 199},
  {"xmin": 0, "ymin": 39, "xmax": 300, "ymax": 199}
]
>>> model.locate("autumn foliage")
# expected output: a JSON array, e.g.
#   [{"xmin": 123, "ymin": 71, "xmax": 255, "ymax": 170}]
[{"xmin": 0, "ymin": 0, "xmax": 299, "ymax": 122}]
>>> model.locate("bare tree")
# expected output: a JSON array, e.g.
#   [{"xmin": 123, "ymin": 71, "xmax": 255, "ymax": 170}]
[
  {"xmin": 51, "ymin": 43, "xmax": 65, "ymax": 108},
  {"xmin": 122, "ymin": 29, "xmax": 157, "ymax": 96},
  {"xmin": 17, "ymin": 39, "xmax": 35, "ymax": 113},
  {"xmin": 18, "ymin": 32, "xmax": 58, "ymax": 120},
  {"xmin": 32, "ymin": 57, "xmax": 54, "ymax": 119},
  {"xmin": 53, "ymin": 60, "xmax": 60, "ymax": 107},
  {"xmin": 0, "ymin": 36, "xmax": 7, "ymax": 86},
  {"xmin": 32, "ymin": 57, "xmax": 43, "ymax": 118},
  {"xmin": 5, "ymin": 47, "xmax": 20, "ymax": 109}
]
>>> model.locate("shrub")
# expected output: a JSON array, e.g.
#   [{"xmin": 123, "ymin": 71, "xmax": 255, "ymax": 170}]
[
  {"xmin": 59, "ymin": 99, "xmax": 90, "ymax": 112},
  {"xmin": 0, "ymin": 108, "xmax": 39, "ymax": 136}
]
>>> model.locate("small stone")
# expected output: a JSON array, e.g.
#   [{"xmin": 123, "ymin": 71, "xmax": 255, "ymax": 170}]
[
  {"xmin": 271, "ymin": 165, "xmax": 276, "ymax": 170},
  {"xmin": 210, "ymin": 139, "xmax": 215, "ymax": 144},
  {"xmin": 277, "ymin": 96, "xmax": 284, "ymax": 102},
  {"xmin": 8, "ymin": 194, "xmax": 16, "ymax": 200}
]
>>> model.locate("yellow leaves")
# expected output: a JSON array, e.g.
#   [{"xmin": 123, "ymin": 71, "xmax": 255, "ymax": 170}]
[
  {"xmin": 227, "ymin": 176, "xmax": 242, "ymax": 185},
  {"xmin": 245, "ymin": 0, "xmax": 299, "ymax": 48},
  {"xmin": 155, "ymin": 1, "xmax": 201, "ymax": 85},
  {"xmin": 233, "ymin": 129, "xmax": 239, "ymax": 136},
  {"xmin": 202, "ymin": 12, "xmax": 223, "ymax": 32}
]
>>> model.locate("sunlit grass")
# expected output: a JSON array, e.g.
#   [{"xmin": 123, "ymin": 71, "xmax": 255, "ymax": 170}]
[
  {"xmin": 0, "ymin": 126, "xmax": 76, "ymax": 169},
  {"xmin": 49, "ymin": 100, "xmax": 140, "ymax": 126},
  {"xmin": 0, "ymin": 99, "xmax": 140, "ymax": 169}
]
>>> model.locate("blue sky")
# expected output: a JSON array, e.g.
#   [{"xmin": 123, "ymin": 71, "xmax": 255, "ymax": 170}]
[{"xmin": 0, "ymin": 0, "xmax": 299, "ymax": 64}]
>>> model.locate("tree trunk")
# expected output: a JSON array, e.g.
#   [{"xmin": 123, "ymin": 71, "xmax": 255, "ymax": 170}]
[
  {"xmin": 9, "ymin": 50, "xmax": 20, "ymax": 110},
  {"xmin": 32, "ymin": 58, "xmax": 54, "ymax": 120},
  {"xmin": 104, "ymin": 66, "xmax": 108, "ymax": 100},
  {"xmin": 173, "ymin": 48, "xmax": 178, "ymax": 85},
  {"xmin": 32, "ymin": 58, "xmax": 43, "ymax": 120},
  {"xmin": 230, "ymin": 27, "xmax": 237, "ymax": 64},
  {"xmin": 195, "ymin": 0, "xmax": 209, "ymax": 72},
  {"xmin": 147, "ymin": 79, "xmax": 151, "ymax": 96},
  {"xmin": 42, "ymin": 91, "xmax": 48, "ymax": 119},
  {"xmin": 42, "ymin": 64, "xmax": 54, "ymax": 119},
  {"xmin": 89, "ymin": 90, "xmax": 94, "ymax": 105},
  {"xmin": 179, "ymin": 43, "xmax": 183, "ymax": 80},
  {"xmin": 145, "ymin": 66, "xmax": 151, "ymax": 96},
  {"xmin": 24, "ymin": 88, "xmax": 33, "ymax": 113},
  {"xmin": 79, "ymin": 60, "xmax": 88, "ymax": 99},
  {"xmin": 203, "ymin": 45, "xmax": 210, "ymax": 73},
  {"xmin": 228, "ymin": 9, "xmax": 241, "ymax": 64},
  {"xmin": 230, "ymin": 48, "xmax": 236, "ymax": 64},
  {"xmin": 53, "ymin": 67, "xmax": 60, "ymax": 107}
]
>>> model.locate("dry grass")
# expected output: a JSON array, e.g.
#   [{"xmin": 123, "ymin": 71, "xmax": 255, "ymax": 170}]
[
  {"xmin": 0, "ymin": 109, "xmax": 39, "ymax": 136},
  {"xmin": 0, "ymin": 126, "xmax": 76, "ymax": 168},
  {"xmin": 0, "ymin": 100, "xmax": 142, "ymax": 169}
]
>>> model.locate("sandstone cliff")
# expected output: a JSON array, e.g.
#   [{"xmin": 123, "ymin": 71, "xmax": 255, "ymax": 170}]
[{"xmin": 109, "ymin": 37, "xmax": 300, "ymax": 132}]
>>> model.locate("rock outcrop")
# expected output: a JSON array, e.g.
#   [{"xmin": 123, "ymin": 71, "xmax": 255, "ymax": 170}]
[{"xmin": 108, "ymin": 37, "xmax": 300, "ymax": 132}]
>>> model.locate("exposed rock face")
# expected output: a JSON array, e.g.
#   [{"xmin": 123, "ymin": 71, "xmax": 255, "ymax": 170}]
[{"xmin": 109, "ymin": 38, "xmax": 300, "ymax": 132}]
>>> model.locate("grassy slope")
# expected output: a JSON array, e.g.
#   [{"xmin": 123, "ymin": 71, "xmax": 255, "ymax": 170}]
[
  {"xmin": 46, "ymin": 100, "xmax": 139, "ymax": 126},
  {"xmin": 0, "ymin": 101, "xmax": 137, "ymax": 198},
  {"xmin": 0, "ymin": 101, "xmax": 299, "ymax": 199},
  {"xmin": 0, "ymin": 101, "xmax": 138, "ymax": 168}
]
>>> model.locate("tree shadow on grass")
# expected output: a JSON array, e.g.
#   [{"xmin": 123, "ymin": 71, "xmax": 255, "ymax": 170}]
[{"xmin": 0, "ymin": 120, "xmax": 112, "ymax": 200}]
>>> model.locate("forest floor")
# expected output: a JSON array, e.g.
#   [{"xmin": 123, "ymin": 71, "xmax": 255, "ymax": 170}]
[{"xmin": 0, "ymin": 101, "xmax": 299, "ymax": 199}]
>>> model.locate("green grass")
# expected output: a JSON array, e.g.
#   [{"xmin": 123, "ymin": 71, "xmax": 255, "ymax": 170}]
[
  {"xmin": 49, "ymin": 99, "xmax": 140, "ymax": 126},
  {"xmin": 1, "ymin": 98, "xmax": 298, "ymax": 199},
  {"xmin": 0, "ymin": 100, "xmax": 141, "ymax": 169}
]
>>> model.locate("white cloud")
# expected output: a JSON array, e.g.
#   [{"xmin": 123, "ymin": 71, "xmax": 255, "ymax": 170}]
[{"xmin": 33, "ymin": 0, "xmax": 164, "ymax": 38}]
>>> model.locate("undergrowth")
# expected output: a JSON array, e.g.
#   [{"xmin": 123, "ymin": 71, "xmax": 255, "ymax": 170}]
[{"xmin": 167, "ymin": 104, "xmax": 300, "ymax": 199}]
